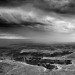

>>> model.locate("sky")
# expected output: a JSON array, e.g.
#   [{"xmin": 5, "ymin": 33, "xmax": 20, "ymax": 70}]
[{"xmin": 0, "ymin": 1, "xmax": 75, "ymax": 46}]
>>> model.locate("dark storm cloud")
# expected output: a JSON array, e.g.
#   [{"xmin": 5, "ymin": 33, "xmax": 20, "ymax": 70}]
[{"xmin": 0, "ymin": 0, "xmax": 75, "ymax": 44}]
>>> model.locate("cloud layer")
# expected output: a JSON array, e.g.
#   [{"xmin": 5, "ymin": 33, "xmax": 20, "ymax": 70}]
[
  {"xmin": 0, "ymin": 7, "xmax": 75, "ymax": 33},
  {"xmin": 0, "ymin": 5, "xmax": 75, "ymax": 44}
]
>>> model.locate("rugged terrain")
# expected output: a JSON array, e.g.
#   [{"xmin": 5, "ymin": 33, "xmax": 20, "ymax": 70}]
[{"xmin": 0, "ymin": 43, "xmax": 75, "ymax": 75}]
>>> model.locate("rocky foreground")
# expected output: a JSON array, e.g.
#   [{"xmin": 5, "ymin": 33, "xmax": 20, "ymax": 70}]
[{"xmin": 1, "ymin": 43, "xmax": 75, "ymax": 75}]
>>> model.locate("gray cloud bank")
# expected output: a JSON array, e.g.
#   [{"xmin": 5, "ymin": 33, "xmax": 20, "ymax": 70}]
[{"xmin": 0, "ymin": 0, "xmax": 75, "ymax": 44}]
